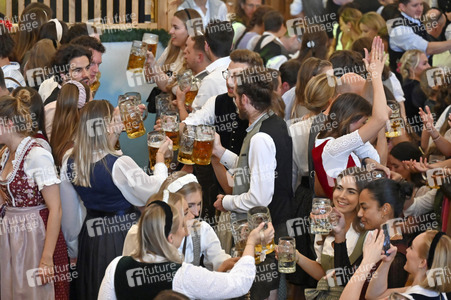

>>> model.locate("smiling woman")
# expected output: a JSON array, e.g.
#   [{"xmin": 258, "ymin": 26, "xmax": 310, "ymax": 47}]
[
  {"xmin": 295, "ymin": 167, "xmax": 372, "ymax": 299},
  {"xmin": 144, "ymin": 9, "xmax": 201, "ymax": 93}
]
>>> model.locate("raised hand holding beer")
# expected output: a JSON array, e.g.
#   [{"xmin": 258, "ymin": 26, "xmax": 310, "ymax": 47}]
[
  {"xmin": 148, "ymin": 131, "xmax": 173, "ymax": 170},
  {"xmin": 244, "ymin": 222, "xmax": 275, "ymax": 258}
]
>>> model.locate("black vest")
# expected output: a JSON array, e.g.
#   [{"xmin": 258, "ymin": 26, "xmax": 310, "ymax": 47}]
[
  {"xmin": 388, "ymin": 14, "xmax": 429, "ymax": 74},
  {"xmin": 260, "ymin": 114, "xmax": 293, "ymax": 224},
  {"xmin": 214, "ymin": 93, "xmax": 248, "ymax": 155},
  {"xmin": 254, "ymin": 35, "xmax": 289, "ymax": 65},
  {"xmin": 114, "ymin": 256, "xmax": 182, "ymax": 300}
]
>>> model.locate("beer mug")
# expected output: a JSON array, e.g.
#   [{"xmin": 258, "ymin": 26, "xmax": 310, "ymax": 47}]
[
  {"xmin": 118, "ymin": 95, "xmax": 146, "ymax": 139},
  {"xmin": 156, "ymin": 93, "xmax": 172, "ymax": 119},
  {"xmin": 247, "ymin": 206, "xmax": 275, "ymax": 264},
  {"xmin": 185, "ymin": 77, "xmax": 200, "ymax": 107},
  {"xmin": 278, "ymin": 237, "xmax": 296, "ymax": 273},
  {"xmin": 192, "ymin": 125, "xmax": 215, "ymax": 165},
  {"xmin": 231, "ymin": 219, "xmax": 249, "ymax": 258},
  {"xmin": 124, "ymin": 92, "xmax": 148, "ymax": 121},
  {"xmin": 310, "ymin": 198, "xmax": 333, "ymax": 234},
  {"xmin": 147, "ymin": 131, "xmax": 173, "ymax": 170},
  {"xmin": 142, "ymin": 33, "xmax": 158, "ymax": 57},
  {"xmin": 177, "ymin": 69, "xmax": 193, "ymax": 91},
  {"xmin": 177, "ymin": 125, "xmax": 196, "ymax": 165},
  {"xmin": 386, "ymin": 101, "xmax": 403, "ymax": 138},
  {"xmin": 161, "ymin": 111, "xmax": 180, "ymax": 151},
  {"xmin": 127, "ymin": 40, "xmax": 146, "ymax": 73}
]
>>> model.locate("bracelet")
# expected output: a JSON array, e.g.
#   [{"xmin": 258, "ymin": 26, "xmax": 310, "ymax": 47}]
[{"xmin": 432, "ymin": 134, "xmax": 441, "ymax": 142}]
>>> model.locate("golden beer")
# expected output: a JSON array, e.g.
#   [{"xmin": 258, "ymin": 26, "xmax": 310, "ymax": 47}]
[
  {"xmin": 127, "ymin": 40, "xmax": 146, "ymax": 72},
  {"xmin": 254, "ymin": 240, "xmax": 276, "ymax": 264},
  {"xmin": 234, "ymin": 239, "xmax": 247, "ymax": 257},
  {"xmin": 123, "ymin": 113, "xmax": 146, "ymax": 139},
  {"xmin": 148, "ymin": 143, "xmax": 160, "ymax": 170},
  {"xmin": 185, "ymin": 90, "xmax": 198, "ymax": 106},
  {"xmin": 192, "ymin": 139, "xmax": 214, "ymax": 165},
  {"xmin": 148, "ymin": 143, "xmax": 172, "ymax": 170},
  {"xmin": 127, "ymin": 53, "xmax": 146, "ymax": 72},
  {"xmin": 177, "ymin": 150, "xmax": 194, "ymax": 165},
  {"xmin": 385, "ymin": 119, "xmax": 402, "ymax": 138},
  {"xmin": 146, "ymin": 43, "xmax": 158, "ymax": 56},
  {"xmin": 164, "ymin": 130, "xmax": 180, "ymax": 151}
]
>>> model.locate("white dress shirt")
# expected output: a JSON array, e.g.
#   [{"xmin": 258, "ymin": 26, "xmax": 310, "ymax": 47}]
[
  {"xmin": 177, "ymin": 0, "xmax": 228, "ymax": 27},
  {"xmin": 282, "ymin": 87, "xmax": 296, "ymax": 122},
  {"xmin": 98, "ymin": 255, "xmax": 256, "ymax": 300},
  {"xmin": 183, "ymin": 95, "xmax": 218, "ymax": 126},
  {"xmin": 219, "ymin": 114, "xmax": 277, "ymax": 213},
  {"xmin": 389, "ymin": 12, "xmax": 429, "ymax": 53},
  {"xmin": 59, "ymin": 149, "xmax": 168, "ymax": 258},
  {"xmin": 191, "ymin": 56, "xmax": 231, "ymax": 110}
]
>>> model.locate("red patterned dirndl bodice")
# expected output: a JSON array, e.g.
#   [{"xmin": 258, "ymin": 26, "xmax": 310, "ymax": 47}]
[{"xmin": 0, "ymin": 138, "xmax": 70, "ymax": 299}]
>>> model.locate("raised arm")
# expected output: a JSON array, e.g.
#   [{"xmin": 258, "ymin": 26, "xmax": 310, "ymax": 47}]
[
  {"xmin": 358, "ymin": 36, "xmax": 391, "ymax": 143},
  {"xmin": 340, "ymin": 230, "xmax": 383, "ymax": 300}
]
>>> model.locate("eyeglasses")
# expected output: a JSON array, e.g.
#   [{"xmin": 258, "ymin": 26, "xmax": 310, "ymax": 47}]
[{"xmin": 222, "ymin": 70, "xmax": 231, "ymax": 80}]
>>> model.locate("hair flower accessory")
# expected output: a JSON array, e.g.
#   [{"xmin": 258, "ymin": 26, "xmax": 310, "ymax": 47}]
[
  {"xmin": 306, "ymin": 41, "xmax": 315, "ymax": 48},
  {"xmin": 0, "ymin": 20, "xmax": 13, "ymax": 31}
]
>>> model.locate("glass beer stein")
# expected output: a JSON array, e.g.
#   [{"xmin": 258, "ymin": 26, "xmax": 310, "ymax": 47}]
[
  {"xmin": 177, "ymin": 125, "xmax": 196, "ymax": 165},
  {"xmin": 177, "ymin": 69, "xmax": 193, "ymax": 90},
  {"xmin": 385, "ymin": 101, "xmax": 403, "ymax": 138},
  {"xmin": 185, "ymin": 77, "xmax": 200, "ymax": 107},
  {"xmin": 160, "ymin": 111, "xmax": 180, "ymax": 151},
  {"xmin": 127, "ymin": 40, "xmax": 146, "ymax": 73},
  {"xmin": 192, "ymin": 125, "xmax": 215, "ymax": 165},
  {"xmin": 118, "ymin": 94, "xmax": 147, "ymax": 139},
  {"xmin": 310, "ymin": 198, "xmax": 333, "ymax": 234},
  {"xmin": 142, "ymin": 33, "xmax": 158, "ymax": 57},
  {"xmin": 124, "ymin": 92, "xmax": 147, "ymax": 120},
  {"xmin": 231, "ymin": 219, "xmax": 250, "ymax": 258},
  {"xmin": 147, "ymin": 131, "xmax": 173, "ymax": 170},
  {"xmin": 278, "ymin": 237, "xmax": 296, "ymax": 273},
  {"xmin": 247, "ymin": 206, "xmax": 275, "ymax": 264},
  {"xmin": 155, "ymin": 93, "xmax": 172, "ymax": 119}
]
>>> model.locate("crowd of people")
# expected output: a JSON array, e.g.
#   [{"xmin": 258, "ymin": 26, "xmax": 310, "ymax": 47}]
[{"xmin": 0, "ymin": 0, "xmax": 451, "ymax": 299}]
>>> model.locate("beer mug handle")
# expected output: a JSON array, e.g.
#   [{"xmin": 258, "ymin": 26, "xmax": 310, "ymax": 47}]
[
  {"xmin": 259, "ymin": 230, "xmax": 267, "ymax": 262},
  {"xmin": 141, "ymin": 107, "xmax": 148, "ymax": 121}
]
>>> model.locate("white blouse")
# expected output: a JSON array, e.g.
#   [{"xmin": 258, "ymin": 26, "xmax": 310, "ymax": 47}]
[
  {"xmin": 315, "ymin": 130, "xmax": 380, "ymax": 179},
  {"xmin": 98, "ymin": 255, "xmax": 256, "ymax": 300},
  {"xmin": 122, "ymin": 220, "xmax": 230, "ymax": 271},
  {"xmin": 0, "ymin": 137, "xmax": 60, "ymax": 195},
  {"xmin": 59, "ymin": 149, "xmax": 168, "ymax": 258}
]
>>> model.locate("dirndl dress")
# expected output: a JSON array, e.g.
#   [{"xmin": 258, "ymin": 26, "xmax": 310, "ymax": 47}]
[
  {"xmin": 67, "ymin": 154, "xmax": 141, "ymax": 300},
  {"xmin": 0, "ymin": 137, "xmax": 69, "ymax": 299}
]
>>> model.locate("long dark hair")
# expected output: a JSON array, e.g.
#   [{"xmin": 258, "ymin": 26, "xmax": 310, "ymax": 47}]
[
  {"xmin": 361, "ymin": 178, "xmax": 413, "ymax": 218},
  {"xmin": 318, "ymin": 93, "xmax": 372, "ymax": 139},
  {"xmin": 390, "ymin": 142, "xmax": 424, "ymax": 187}
]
